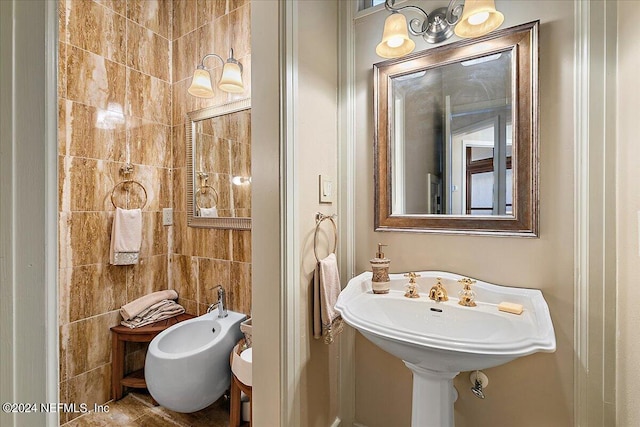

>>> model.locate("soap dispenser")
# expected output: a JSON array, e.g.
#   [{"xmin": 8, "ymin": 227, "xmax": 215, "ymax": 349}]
[{"xmin": 370, "ymin": 243, "xmax": 391, "ymax": 294}]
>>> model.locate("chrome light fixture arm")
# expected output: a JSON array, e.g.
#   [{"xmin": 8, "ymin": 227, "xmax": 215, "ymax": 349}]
[
  {"xmin": 445, "ymin": 0, "xmax": 465, "ymax": 26},
  {"xmin": 198, "ymin": 49, "xmax": 243, "ymax": 73},
  {"xmin": 196, "ymin": 53, "xmax": 224, "ymax": 71},
  {"xmin": 384, "ymin": 0, "xmax": 429, "ymax": 36},
  {"xmin": 384, "ymin": 0, "xmax": 464, "ymax": 43}
]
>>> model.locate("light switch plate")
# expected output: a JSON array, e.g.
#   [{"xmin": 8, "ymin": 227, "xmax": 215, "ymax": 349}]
[
  {"xmin": 319, "ymin": 175, "xmax": 333, "ymax": 204},
  {"xmin": 162, "ymin": 208, "xmax": 173, "ymax": 226}
]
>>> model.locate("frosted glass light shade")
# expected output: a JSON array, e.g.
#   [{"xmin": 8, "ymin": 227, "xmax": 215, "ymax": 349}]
[
  {"xmin": 218, "ymin": 62, "xmax": 244, "ymax": 93},
  {"xmin": 376, "ymin": 13, "xmax": 415, "ymax": 59},
  {"xmin": 188, "ymin": 68, "xmax": 215, "ymax": 98},
  {"xmin": 454, "ymin": 0, "xmax": 504, "ymax": 38}
]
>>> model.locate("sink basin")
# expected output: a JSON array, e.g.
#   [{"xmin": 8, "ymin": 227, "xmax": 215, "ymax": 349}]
[{"xmin": 335, "ymin": 271, "xmax": 556, "ymax": 427}]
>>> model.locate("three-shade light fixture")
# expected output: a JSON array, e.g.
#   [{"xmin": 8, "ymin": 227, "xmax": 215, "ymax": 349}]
[
  {"xmin": 188, "ymin": 49, "xmax": 244, "ymax": 98},
  {"xmin": 376, "ymin": 0, "xmax": 505, "ymax": 58}
]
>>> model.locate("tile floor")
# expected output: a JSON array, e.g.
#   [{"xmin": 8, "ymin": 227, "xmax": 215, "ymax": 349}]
[{"xmin": 64, "ymin": 391, "xmax": 245, "ymax": 427}]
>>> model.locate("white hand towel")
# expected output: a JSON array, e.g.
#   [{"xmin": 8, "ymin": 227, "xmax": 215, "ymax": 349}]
[
  {"xmin": 313, "ymin": 253, "xmax": 344, "ymax": 344},
  {"xmin": 110, "ymin": 207, "xmax": 142, "ymax": 265},
  {"xmin": 120, "ymin": 289, "xmax": 179, "ymax": 320},
  {"xmin": 200, "ymin": 207, "xmax": 218, "ymax": 218}
]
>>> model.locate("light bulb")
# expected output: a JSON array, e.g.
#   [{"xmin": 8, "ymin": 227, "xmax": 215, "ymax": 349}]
[
  {"xmin": 386, "ymin": 36, "xmax": 404, "ymax": 48},
  {"xmin": 468, "ymin": 11, "xmax": 490, "ymax": 25},
  {"xmin": 376, "ymin": 12, "xmax": 415, "ymax": 58},
  {"xmin": 232, "ymin": 176, "xmax": 251, "ymax": 186}
]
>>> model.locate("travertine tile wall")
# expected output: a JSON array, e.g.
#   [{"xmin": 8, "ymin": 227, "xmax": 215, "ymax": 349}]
[
  {"xmin": 171, "ymin": 0, "xmax": 252, "ymax": 317},
  {"xmin": 58, "ymin": 1, "xmax": 251, "ymax": 423},
  {"xmin": 58, "ymin": 0, "xmax": 172, "ymax": 423}
]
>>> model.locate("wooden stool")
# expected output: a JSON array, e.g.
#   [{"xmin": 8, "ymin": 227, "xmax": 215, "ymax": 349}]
[
  {"xmin": 110, "ymin": 313, "xmax": 195, "ymax": 401},
  {"xmin": 230, "ymin": 373, "xmax": 252, "ymax": 427}
]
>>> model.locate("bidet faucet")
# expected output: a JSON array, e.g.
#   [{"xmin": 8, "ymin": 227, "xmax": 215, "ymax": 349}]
[
  {"xmin": 217, "ymin": 287, "xmax": 228, "ymax": 318},
  {"xmin": 207, "ymin": 286, "xmax": 229, "ymax": 318}
]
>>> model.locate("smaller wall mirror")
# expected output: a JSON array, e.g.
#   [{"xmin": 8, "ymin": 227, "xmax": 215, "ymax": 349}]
[
  {"xmin": 186, "ymin": 98, "xmax": 251, "ymax": 229},
  {"xmin": 374, "ymin": 21, "xmax": 538, "ymax": 236}
]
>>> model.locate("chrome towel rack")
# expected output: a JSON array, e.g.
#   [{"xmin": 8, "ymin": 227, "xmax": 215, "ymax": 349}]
[
  {"xmin": 110, "ymin": 163, "xmax": 148, "ymax": 210},
  {"xmin": 195, "ymin": 171, "xmax": 219, "ymax": 210},
  {"xmin": 314, "ymin": 212, "xmax": 338, "ymax": 262}
]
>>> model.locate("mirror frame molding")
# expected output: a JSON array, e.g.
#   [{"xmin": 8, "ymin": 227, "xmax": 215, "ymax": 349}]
[
  {"xmin": 374, "ymin": 21, "xmax": 539, "ymax": 237},
  {"xmin": 186, "ymin": 98, "xmax": 251, "ymax": 230}
]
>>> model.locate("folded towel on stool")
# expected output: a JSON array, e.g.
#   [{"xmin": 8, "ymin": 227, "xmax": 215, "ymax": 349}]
[
  {"xmin": 313, "ymin": 253, "xmax": 344, "ymax": 344},
  {"xmin": 110, "ymin": 207, "xmax": 142, "ymax": 265},
  {"xmin": 120, "ymin": 299, "xmax": 185, "ymax": 329},
  {"xmin": 120, "ymin": 289, "xmax": 179, "ymax": 320}
]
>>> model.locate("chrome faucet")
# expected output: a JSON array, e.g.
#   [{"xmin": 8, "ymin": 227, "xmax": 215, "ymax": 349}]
[{"xmin": 207, "ymin": 286, "xmax": 229, "ymax": 318}]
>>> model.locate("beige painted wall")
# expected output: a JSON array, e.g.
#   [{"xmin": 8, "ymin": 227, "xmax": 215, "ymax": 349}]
[
  {"xmin": 616, "ymin": 1, "xmax": 640, "ymax": 425},
  {"xmin": 353, "ymin": 2, "xmax": 575, "ymax": 426},
  {"xmin": 252, "ymin": 2, "xmax": 340, "ymax": 426},
  {"xmin": 295, "ymin": 2, "xmax": 341, "ymax": 426},
  {"xmin": 251, "ymin": 1, "xmax": 282, "ymax": 425}
]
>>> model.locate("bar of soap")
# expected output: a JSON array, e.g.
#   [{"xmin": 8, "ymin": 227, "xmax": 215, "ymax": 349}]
[{"xmin": 498, "ymin": 302, "xmax": 523, "ymax": 315}]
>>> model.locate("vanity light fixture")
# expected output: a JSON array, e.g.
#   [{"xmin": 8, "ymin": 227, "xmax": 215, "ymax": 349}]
[
  {"xmin": 188, "ymin": 49, "xmax": 244, "ymax": 98},
  {"xmin": 376, "ymin": 0, "xmax": 505, "ymax": 58}
]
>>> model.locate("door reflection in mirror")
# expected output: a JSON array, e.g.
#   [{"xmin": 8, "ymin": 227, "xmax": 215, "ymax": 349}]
[{"xmin": 390, "ymin": 50, "xmax": 513, "ymax": 217}]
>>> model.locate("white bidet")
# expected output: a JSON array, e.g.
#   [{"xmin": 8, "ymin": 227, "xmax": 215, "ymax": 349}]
[{"xmin": 145, "ymin": 310, "xmax": 245, "ymax": 413}]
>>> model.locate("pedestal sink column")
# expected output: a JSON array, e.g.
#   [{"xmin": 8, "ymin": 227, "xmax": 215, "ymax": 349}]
[{"xmin": 404, "ymin": 362, "xmax": 459, "ymax": 427}]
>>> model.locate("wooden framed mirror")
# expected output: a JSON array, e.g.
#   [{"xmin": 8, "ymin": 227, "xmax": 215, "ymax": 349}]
[
  {"xmin": 186, "ymin": 98, "xmax": 251, "ymax": 229},
  {"xmin": 374, "ymin": 21, "xmax": 539, "ymax": 236}
]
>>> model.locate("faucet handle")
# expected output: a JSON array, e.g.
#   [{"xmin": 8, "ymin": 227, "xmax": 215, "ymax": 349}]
[
  {"xmin": 458, "ymin": 278, "xmax": 477, "ymax": 307},
  {"xmin": 404, "ymin": 272, "xmax": 421, "ymax": 281},
  {"xmin": 404, "ymin": 273, "xmax": 420, "ymax": 298},
  {"xmin": 458, "ymin": 277, "xmax": 476, "ymax": 289}
]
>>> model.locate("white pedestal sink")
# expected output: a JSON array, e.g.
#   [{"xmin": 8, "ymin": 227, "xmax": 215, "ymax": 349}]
[{"xmin": 335, "ymin": 271, "xmax": 556, "ymax": 427}]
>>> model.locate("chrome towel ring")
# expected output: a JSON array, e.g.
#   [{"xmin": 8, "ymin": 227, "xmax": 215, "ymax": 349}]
[
  {"xmin": 110, "ymin": 179, "xmax": 148, "ymax": 210},
  {"xmin": 195, "ymin": 185, "xmax": 219, "ymax": 210},
  {"xmin": 314, "ymin": 212, "xmax": 338, "ymax": 262}
]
